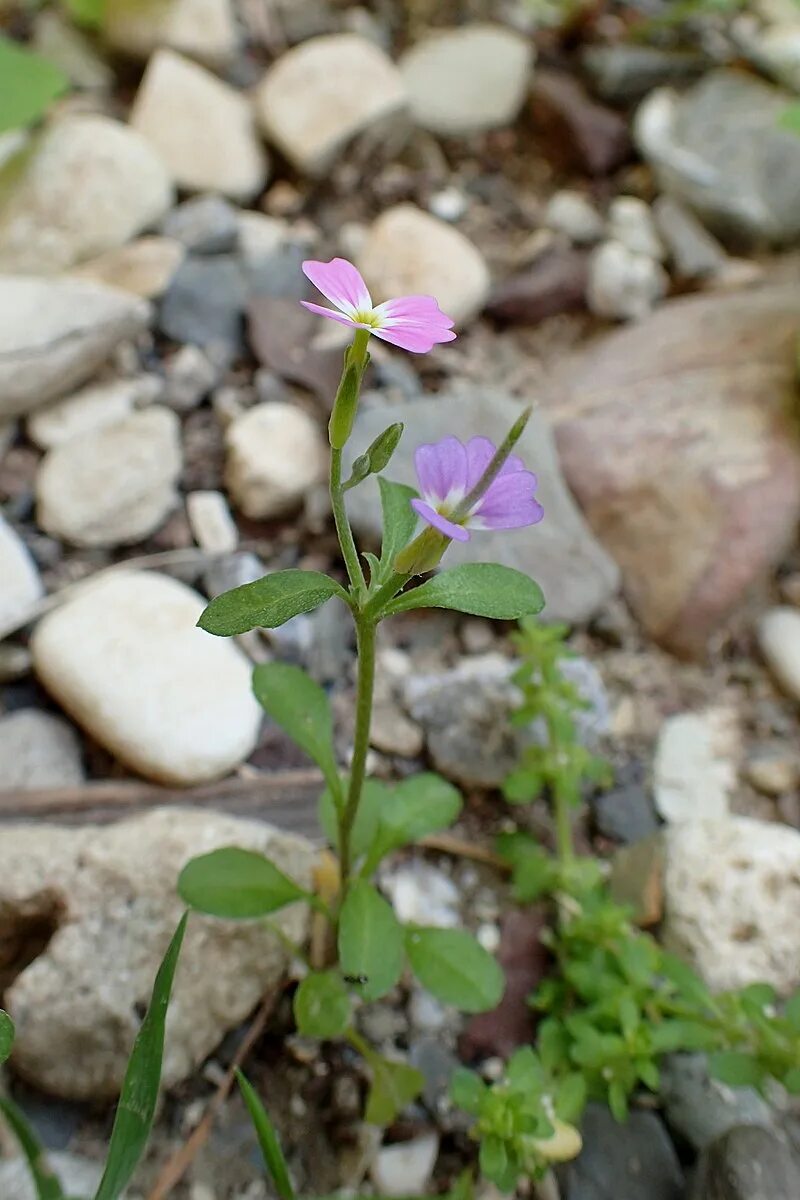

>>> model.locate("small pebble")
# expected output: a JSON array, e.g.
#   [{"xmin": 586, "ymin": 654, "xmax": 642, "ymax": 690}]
[
  {"xmin": 371, "ymin": 1132, "xmax": 439, "ymax": 1198},
  {"xmin": 544, "ymin": 189, "xmax": 606, "ymax": 245}
]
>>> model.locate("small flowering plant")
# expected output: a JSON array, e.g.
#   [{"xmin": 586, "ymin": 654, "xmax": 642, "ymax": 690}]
[{"xmin": 177, "ymin": 259, "xmax": 547, "ymax": 1133}]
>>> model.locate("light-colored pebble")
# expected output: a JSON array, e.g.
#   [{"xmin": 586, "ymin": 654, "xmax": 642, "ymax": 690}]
[
  {"xmin": 372, "ymin": 1132, "xmax": 439, "ymax": 1198},
  {"xmin": 27, "ymin": 375, "xmax": 162, "ymax": 449},
  {"xmin": 608, "ymin": 195, "xmax": 666, "ymax": 259},
  {"xmin": 224, "ymin": 402, "xmax": 327, "ymax": 519},
  {"xmin": 544, "ymin": 189, "xmax": 606, "ymax": 244},
  {"xmin": 758, "ymin": 606, "xmax": 800, "ymax": 701},
  {"xmin": 71, "ymin": 236, "xmax": 185, "ymax": 300},
  {"xmin": 187, "ymin": 489, "xmax": 239, "ymax": 554},
  {"xmin": 587, "ymin": 239, "xmax": 669, "ymax": 321},
  {"xmin": 163, "ymin": 344, "xmax": 220, "ymax": 411},
  {"xmin": 744, "ymin": 747, "xmax": 799, "ymax": 796},
  {"xmin": 0, "ymin": 516, "xmax": 43, "ymax": 641},
  {"xmin": 654, "ymin": 709, "xmax": 737, "ymax": 823},
  {"xmin": 382, "ymin": 861, "xmax": 460, "ymax": 928},
  {"xmin": 104, "ymin": 0, "xmax": 238, "ymax": 69},
  {"xmin": 0, "ymin": 710, "xmax": 84, "ymax": 788}
]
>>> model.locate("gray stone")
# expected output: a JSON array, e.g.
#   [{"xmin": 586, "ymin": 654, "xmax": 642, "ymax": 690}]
[
  {"xmin": 344, "ymin": 388, "xmax": 620, "ymax": 623},
  {"xmin": 582, "ymin": 43, "xmax": 706, "ymax": 103},
  {"xmin": 654, "ymin": 194, "xmax": 729, "ymax": 280},
  {"xmin": 0, "ymin": 515, "xmax": 43, "ymax": 640},
  {"xmin": 0, "ymin": 1152, "xmax": 103, "ymax": 1200},
  {"xmin": 3, "ymin": 807, "xmax": 314, "ymax": 1099},
  {"xmin": 0, "ymin": 709, "xmax": 84, "ymax": 788},
  {"xmin": 0, "ymin": 276, "xmax": 151, "ymax": 419},
  {"xmin": 593, "ymin": 763, "xmax": 659, "ymax": 844},
  {"xmin": 161, "ymin": 194, "xmax": 239, "ymax": 254},
  {"xmin": 159, "ymin": 254, "xmax": 247, "ymax": 350},
  {"xmin": 408, "ymin": 1037, "xmax": 460, "ymax": 1113},
  {"xmin": 690, "ymin": 1124, "xmax": 800, "ymax": 1200},
  {"xmin": 163, "ymin": 343, "xmax": 220, "ymax": 410},
  {"xmin": 660, "ymin": 1053, "xmax": 773, "ymax": 1152},
  {"xmin": 634, "ymin": 70, "xmax": 800, "ymax": 247},
  {"xmin": 567, "ymin": 1104, "xmax": 684, "ymax": 1200}
]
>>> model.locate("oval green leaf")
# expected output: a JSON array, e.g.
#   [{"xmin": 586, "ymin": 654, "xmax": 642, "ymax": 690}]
[
  {"xmin": 338, "ymin": 881, "xmax": 404, "ymax": 1001},
  {"xmin": 0, "ymin": 1009, "xmax": 13, "ymax": 1065},
  {"xmin": 199, "ymin": 570, "xmax": 346, "ymax": 637},
  {"xmin": 363, "ymin": 774, "xmax": 462, "ymax": 871},
  {"xmin": 405, "ymin": 927, "xmax": 504, "ymax": 1013},
  {"xmin": 178, "ymin": 847, "xmax": 309, "ymax": 919},
  {"xmin": 293, "ymin": 971, "xmax": 351, "ymax": 1039},
  {"xmin": 385, "ymin": 563, "xmax": 545, "ymax": 621},
  {"xmin": 251, "ymin": 662, "xmax": 339, "ymax": 791},
  {"xmin": 359, "ymin": 1043, "xmax": 425, "ymax": 1127},
  {"xmin": 318, "ymin": 778, "xmax": 388, "ymax": 860}
]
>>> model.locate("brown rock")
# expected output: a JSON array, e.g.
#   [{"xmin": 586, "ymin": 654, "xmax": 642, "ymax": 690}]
[
  {"xmin": 247, "ymin": 296, "xmax": 346, "ymax": 403},
  {"xmin": 530, "ymin": 69, "xmax": 631, "ymax": 176},
  {"xmin": 551, "ymin": 287, "xmax": 800, "ymax": 656},
  {"xmin": 609, "ymin": 835, "xmax": 664, "ymax": 928},
  {"xmin": 487, "ymin": 246, "xmax": 589, "ymax": 324}
]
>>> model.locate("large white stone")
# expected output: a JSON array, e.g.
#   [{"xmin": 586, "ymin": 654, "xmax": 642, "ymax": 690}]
[
  {"xmin": 654, "ymin": 709, "xmax": 736, "ymax": 823},
  {"xmin": 0, "ymin": 275, "xmax": 151, "ymax": 419},
  {"xmin": 0, "ymin": 516, "xmax": 43, "ymax": 640},
  {"xmin": 225, "ymin": 401, "xmax": 327, "ymax": 519},
  {"xmin": 663, "ymin": 817, "xmax": 800, "ymax": 994},
  {"xmin": 130, "ymin": 49, "xmax": 268, "ymax": 201},
  {"xmin": 255, "ymin": 34, "xmax": 407, "ymax": 177},
  {"xmin": 104, "ymin": 0, "xmax": 238, "ymax": 69},
  {"xmin": 356, "ymin": 203, "xmax": 490, "ymax": 328},
  {"xmin": 36, "ymin": 407, "xmax": 181, "ymax": 547},
  {"xmin": 32, "ymin": 570, "xmax": 262, "ymax": 784},
  {"xmin": 400, "ymin": 24, "xmax": 533, "ymax": 136},
  {"xmin": 0, "ymin": 709, "xmax": 84, "ymax": 788},
  {"xmin": 0, "ymin": 115, "xmax": 173, "ymax": 274},
  {"xmin": 3, "ymin": 808, "xmax": 314, "ymax": 1098},
  {"xmin": 27, "ymin": 375, "xmax": 162, "ymax": 449},
  {"xmin": 757, "ymin": 606, "xmax": 800, "ymax": 701}
]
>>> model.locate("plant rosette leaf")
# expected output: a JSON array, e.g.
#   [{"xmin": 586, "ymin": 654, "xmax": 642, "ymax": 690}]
[
  {"xmin": 199, "ymin": 570, "xmax": 347, "ymax": 637},
  {"xmin": 178, "ymin": 847, "xmax": 310, "ymax": 919},
  {"xmin": 251, "ymin": 662, "xmax": 340, "ymax": 794},
  {"xmin": 236, "ymin": 1070, "xmax": 295, "ymax": 1200},
  {"xmin": 360, "ymin": 1046, "xmax": 425, "ymax": 1126},
  {"xmin": 293, "ymin": 971, "xmax": 351, "ymax": 1039},
  {"xmin": 318, "ymin": 778, "xmax": 389, "ymax": 860},
  {"xmin": 0, "ymin": 37, "xmax": 69, "ymax": 136},
  {"xmin": 384, "ymin": 563, "xmax": 545, "ymax": 621},
  {"xmin": 405, "ymin": 926, "xmax": 504, "ymax": 1013},
  {"xmin": 0, "ymin": 1009, "xmax": 13, "ymax": 1065},
  {"xmin": 338, "ymin": 881, "xmax": 404, "ymax": 1001},
  {"xmin": 361, "ymin": 773, "xmax": 462, "ymax": 871}
]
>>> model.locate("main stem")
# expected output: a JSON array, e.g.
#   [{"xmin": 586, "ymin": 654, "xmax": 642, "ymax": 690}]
[
  {"xmin": 338, "ymin": 615, "xmax": 377, "ymax": 893},
  {"xmin": 330, "ymin": 448, "xmax": 366, "ymax": 597}
]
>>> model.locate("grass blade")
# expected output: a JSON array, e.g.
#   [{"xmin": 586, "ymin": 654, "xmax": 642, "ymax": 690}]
[
  {"xmin": 0, "ymin": 1095, "xmax": 65, "ymax": 1200},
  {"xmin": 236, "ymin": 1069, "xmax": 295, "ymax": 1200}
]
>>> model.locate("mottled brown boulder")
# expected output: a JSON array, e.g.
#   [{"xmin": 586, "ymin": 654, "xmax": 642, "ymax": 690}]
[{"xmin": 551, "ymin": 287, "xmax": 800, "ymax": 656}]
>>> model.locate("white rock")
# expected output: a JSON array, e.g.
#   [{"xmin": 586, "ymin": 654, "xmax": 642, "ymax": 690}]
[
  {"xmin": 357, "ymin": 203, "xmax": 490, "ymax": 328},
  {"xmin": 0, "ymin": 1153, "xmax": 103, "ymax": 1200},
  {"xmin": 608, "ymin": 196, "xmax": 666, "ymax": 260},
  {"xmin": 130, "ymin": 49, "xmax": 268, "ymax": 201},
  {"xmin": 104, "ymin": 0, "xmax": 238, "ymax": 69},
  {"xmin": 187, "ymin": 489, "xmax": 238, "ymax": 553},
  {"xmin": 27, "ymin": 375, "xmax": 161, "ymax": 449},
  {"xmin": 71, "ymin": 236, "xmax": 185, "ymax": 299},
  {"xmin": 0, "ymin": 710, "xmax": 84, "ymax": 788},
  {"xmin": 544, "ymin": 189, "xmax": 606, "ymax": 244},
  {"xmin": 3, "ymin": 807, "xmax": 313, "ymax": 1098},
  {"xmin": 224, "ymin": 402, "xmax": 327, "ymax": 519},
  {"xmin": 32, "ymin": 10, "xmax": 114, "ymax": 90},
  {"xmin": 0, "ymin": 516, "xmax": 43, "ymax": 641},
  {"xmin": 255, "ymin": 34, "xmax": 407, "ymax": 177},
  {"xmin": 372, "ymin": 1132, "xmax": 439, "ymax": 1198},
  {"xmin": 587, "ymin": 240, "xmax": 669, "ymax": 321},
  {"xmin": 236, "ymin": 210, "xmax": 290, "ymax": 264},
  {"xmin": 663, "ymin": 816, "xmax": 800, "ymax": 994},
  {"xmin": 400, "ymin": 23, "xmax": 532, "ymax": 137},
  {"xmin": 0, "ymin": 115, "xmax": 174, "ymax": 274},
  {"xmin": 0, "ymin": 275, "xmax": 151, "ymax": 419},
  {"xmin": 757, "ymin": 606, "xmax": 800, "ymax": 700},
  {"xmin": 36, "ymin": 407, "xmax": 181, "ymax": 548},
  {"xmin": 163, "ymin": 344, "xmax": 219, "ymax": 411},
  {"xmin": 32, "ymin": 571, "xmax": 262, "ymax": 784},
  {"xmin": 382, "ymin": 861, "xmax": 460, "ymax": 928},
  {"xmin": 654, "ymin": 709, "xmax": 737, "ymax": 823}
]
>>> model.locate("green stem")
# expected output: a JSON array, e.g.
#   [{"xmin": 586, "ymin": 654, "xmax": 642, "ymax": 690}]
[
  {"xmin": 337, "ymin": 615, "xmax": 377, "ymax": 894},
  {"xmin": 363, "ymin": 571, "xmax": 412, "ymax": 619},
  {"xmin": 330, "ymin": 447, "xmax": 366, "ymax": 598},
  {"xmin": 553, "ymin": 782, "xmax": 574, "ymax": 865}
]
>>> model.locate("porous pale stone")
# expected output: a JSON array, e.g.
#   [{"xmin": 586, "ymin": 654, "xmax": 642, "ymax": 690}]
[
  {"xmin": 255, "ymin": 34, "xmax": 407, "ymax": 177},
  {"xmin": 130, "ymin": 49, "xmax": 268, "ymax": 200},
  {"xmin": 0, "ymin": 709, "xmax": 84, "ymax": 788},
  {"xmin": 356, "ymin": 204, "xmax": 490, "ymax": 328},
  {"xmin": 399, "ymin": 23, "xmax": 533, "ymax": 136},
  {"xmin": 663, "ymin": 817, "xmax": 800, "ymax": 994},
  {"xmin": 607, "ymin": 196, "xmax": 665, "ymax": 259},
  {"xmin": 587, "ymin": 239, "xmax": 668, "ymax": 320},
  {"xmin": 654, "ymin": 709, "xmax": 736, "ymax": 823},
  {"xmin": 757, "ymin": 606, "xmax": 800, "ymax": 701},
  {"xmin": 27, "ymin": 375, "xmax": 162, "ymax": 449},
  {"xmin": 0, "ymin": 516, "xmax": 43, "ymax": 640},
  {"xmin": 224, "ymin": 401, "xmax": 327, "ymax": 519},
  {"xmin": 0, "ymin": 275, "xmax": 151, "ymax": 418},
  {"xmin": 71, "ymin": 236, "xmax": 184, "ymax": 299},
  {"xmin": 544, "ymin": 189, "xmax": 606, "ymax": 244},
  {"xmin": 104, "ymin": 0, "xmax": 238, "ymax": 68},
  {"xmin": 0, "ymin": 115, "xmax": 173, "ymax": 274},
  {"xmin": 36, "ymin": 407, "xmax": 181, "ymax": 547},
  {"xmin": 3, "ymin": 807, "xmax": 314, "ymax": 1098},
  {"xmin": 32, "ymin": 571, "xmax": 262, "ymax": 784}
]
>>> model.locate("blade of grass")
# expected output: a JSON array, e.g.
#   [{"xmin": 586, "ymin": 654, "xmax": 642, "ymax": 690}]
[
  {"xmin": 0, "ymin": 1095, "xmax": 65, "ymax": 1200},
  {"xmin": 236, "ymin": 1069, "xmax": 295, "ymax": 1200}
]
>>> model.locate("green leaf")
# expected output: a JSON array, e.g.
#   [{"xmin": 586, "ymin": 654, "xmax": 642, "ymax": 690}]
[
  {"xmin": 62, "ymin": 0, "xmax": 106, "ymax": 29},
  {"xmin": 178, "ymin": 847, "xmax": 309, "ymax": 919},
  {"xmin": 780, "ymin": 102, "xmax": 800, "ymax": 134},
  {"xmin": 252, "ymin": 662, "xmax": 340, "ymax": 793},
  {"xmin": 236, "ymin": 1070, "xmax": 295, "ymax": 1200},
  {"xmin": 361, "ymin": 1048, "xmax": 424, "ymax": 1125},
  {"xmin": 708, "ymin": 1051, "xmax": 765, "ymax": 1089},
  {"xmin": 293, "ymin": 971, "xmax": 351, "ymax": 1039},
  {"xmin": 385, "ymin": 563, "xmax": 545, "ymax": 620},
  {"xmin": 93, "ymin": 915, "xmax": 187, "ymax": 1200},
  {"xmin": 338, "ymin": 881, "xmax": 404, "ymax": 1001},
  {"xmin": 607, "ymin": 1080, "xmax": 629, "ymax": 1122},
  {"xmin": 0, "ymin": 1095, "xmax": 65, "ymax": 1200},
  {"xmin": 318, "ymin": 778, "xmax": 388, "ymax": 860},
  {"xmin": 554, "ymin": 1073, "xmax": 587, "ymax": 1124},
  {"xmin": 0, "ymin": 1009, "xmax": 13, "ymax": 1064},
  {"xmin": 507, "ymin": 1046, "xmax": 545, "ymax": 1091},
  {"xmin": 199, "ymin": 570, "xmax": 346, "ymax": 636},
  {"xmin": 450, "ymin": 1067, "xmax": 486, "ymax": 1115},
  {"xmin": 0, "ymin": 37, "xmax": 69, "ymax": 136},
  {"xmin": 377, "ymin": 477, "xmax": 418, "ymax": 579},
  {"xmin": 785, "ymin": 990, "xmax": 800, "ymax": 1032},
  {"xmin": 479, "ymin": 1137, "xmax": 509, "ymax": 1189},
  {"xmin": 405, "ymin": 927, "xmax": 504, "ymax": 1013},
  {"xmin": 363, "ymin": 773, "xmax": 462, "ymax": 869},
  {"xmin": 783, "ymin": 1067, "xmax": 800, "ymax": 1094}
]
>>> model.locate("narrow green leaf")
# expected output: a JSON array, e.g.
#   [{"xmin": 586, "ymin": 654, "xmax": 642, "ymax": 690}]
[
  {"xmin": 252, "ymin": 663, "xmax": 339, "ymax": 792},
  {"xmin": 377, "ymin": 477, "xmax": 418, "ymax": 578},
  {"xmin": 0, "ymin": 1009, "xmax": 13, "ymax": 1064},
  {"xmin": 708, "ymin": 1051, "xmax": 765, "ymax": 1089},
  {"xmin": 363, "ymin": 773, "xmax": 462, "ymax": 870},
  {"xmin": 178, "ymin": 847, "xmax": 309, "ymax": 919},
  {"xmin": 607, "ymin": 1080, "xmax": 629, "ymax": 1123},
  {"xmin": 199, "ymin": 570, "xmax": 346, "ymax": 636},
  {"xmin": 338, "ymin": 881, "xmax": 404, "ymax": 1001},
  {"xmin": 360, "ymin": 1047, "xmax": 424, "ymax": 1126},
  {"xmin": 93, "ymin": 914, "xmax": 188, "ymax": 1200},
  {"xmin": 405, "ymin": 927, "xmax": 504, "ymax": 1013},
  {"xmin": 236, "ymin": 1070, "xmax": 295, "ymax": 1200},
  {"xmin": 293, "ymin": 971, "xmax": 351, "ymax": 1039},
  {"xmin": 318, "ymin": 777, "xmax": 388, "ymax": 860},
  {"xmin": 385, "ymin": 563, "xmax": 545, "ymax": 620},
  {"xmin": 0, "ymin": 1095, "xmax": 65, "ymax": 1200},
  {"xmin": 0, "ymin": 37, "xmax": 69, "ymax": 136}
]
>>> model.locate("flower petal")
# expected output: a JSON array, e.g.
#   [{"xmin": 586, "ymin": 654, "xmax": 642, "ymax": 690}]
[
  {"xmin": 372, "ymin": 324, "xmax": 456, "ymax": 353},
  {"xmin": 414, "ymin": 437, "xmax": 468, "ymax": 505},
  {"xmin": 300, "ymin": 301, "xmax": 359, "ymax": 329},
  {"xmin": 464, "ymin": 436, "xmax": 526, "ymax": 491},
  {"xmin": 302, "ymin": 258, "xmax": 371, "ymax": 316},
  {"xmin": 374, "ymin": 294, "xmax": 456, "ymax": 330},
  {"xmin": 411, "ymin": 499, "xmax": 470, "ymax": 542},
  {"xmin": 469, "ymin": 472, "xmax": 544, "ymax": 530}
]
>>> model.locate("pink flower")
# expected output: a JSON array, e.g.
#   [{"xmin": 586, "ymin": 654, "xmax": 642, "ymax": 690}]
[
  {"xmin": 301, "ymin": 258, "xmax": 456, "ymax": 354},
  {"xmin": 411, "ymin": 435, "xmax": 544, "ymax": 542}
]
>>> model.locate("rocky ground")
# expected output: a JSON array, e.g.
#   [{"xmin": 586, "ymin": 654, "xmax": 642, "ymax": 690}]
[{"xmin": 4, "ymin": 0, "xmax": 800, "ymax": 1197}]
